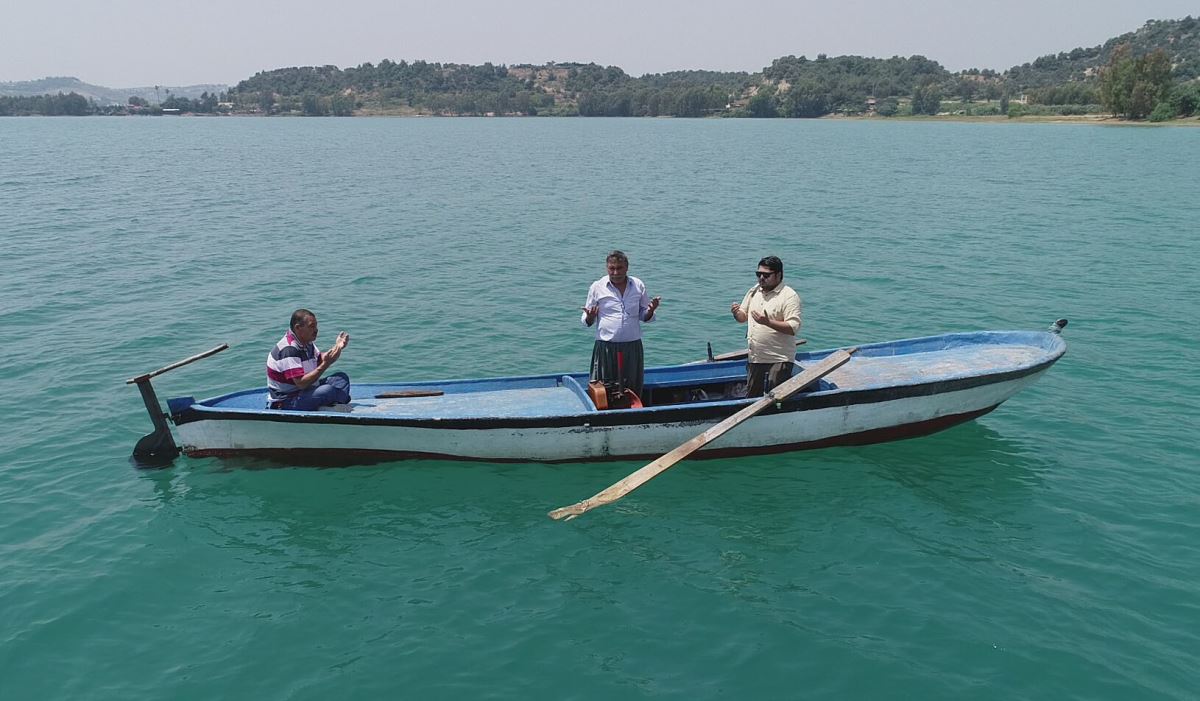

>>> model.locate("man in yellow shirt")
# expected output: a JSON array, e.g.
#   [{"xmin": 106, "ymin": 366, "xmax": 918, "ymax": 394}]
[{"xmin": 730, "ymin": 256, "xmax": 802, "ymax": 396}]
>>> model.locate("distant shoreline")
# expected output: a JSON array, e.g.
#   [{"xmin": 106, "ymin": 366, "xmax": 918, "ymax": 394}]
[
  {"xmin": 4, "ymin": 111, "xmax": 1199, "ymax": 126},
  {"xmin": 830, "ymin": 113, "xmax": 1200, "ymax": 126},
  {"xmin": 173, "ymin": 112, "xmax": 1200, "ymax": 126}
]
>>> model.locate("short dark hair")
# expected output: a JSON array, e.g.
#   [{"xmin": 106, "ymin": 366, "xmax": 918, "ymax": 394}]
[
  {"xmin": 606, "ymin": 250, "xmax": 629, "ymax": 266},
  {"xmin": 290, "ymin": 308, "xmax": 315, "ymax": 330},
  {"xmin": 758, "ymin": 256, "xmax": 783, "ymax": 273}
]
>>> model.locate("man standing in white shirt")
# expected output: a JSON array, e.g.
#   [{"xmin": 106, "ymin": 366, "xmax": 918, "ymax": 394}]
[
  {"xmin": 581, "ymin": 250, "xmax": 661, "ymax": 398},
  {"xmin": 730, "ymin": 256, "xmax": 802, "ymax": 397}
]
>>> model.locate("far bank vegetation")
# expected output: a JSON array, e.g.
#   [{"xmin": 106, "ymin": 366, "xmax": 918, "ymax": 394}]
[{"xmin": 4, "ymin": 18, "xmax": 1199, "ymax": 122}]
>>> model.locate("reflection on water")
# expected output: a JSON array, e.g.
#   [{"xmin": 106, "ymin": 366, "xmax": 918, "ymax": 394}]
[
  {"xmin": 853, "ymin": 420, "xmax": 1049, "ymax": 499},
  {"xmin": 569, "ymin": 420, "xmax": 1064, "ymax": 608},
  {"xmin": 843, "ymin": 421, "xmax": 1053, "ymax": 556},
  {"xmin": 138, "ymin": 456, "xmax": 572, "ymax": 571},
  {"xmin": 141, "ymin": 417, "xmax": 1051, "ymax": 543}
]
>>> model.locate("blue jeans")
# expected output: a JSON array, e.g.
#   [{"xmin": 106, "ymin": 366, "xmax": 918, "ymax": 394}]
[{"xmin": 273, "ymin": 372, "xmax": 351, "ymax": 410}]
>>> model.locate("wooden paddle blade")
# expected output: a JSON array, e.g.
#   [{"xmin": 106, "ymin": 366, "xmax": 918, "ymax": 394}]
[
  {"xmin": 374, "ymin": 390, "xmax": 444, "ymax": 398},
  {"xmin": 548, "ymin": 347, "xmax": 855, "ymax": 520}
]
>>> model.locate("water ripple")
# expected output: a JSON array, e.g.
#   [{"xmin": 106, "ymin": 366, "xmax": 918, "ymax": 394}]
[{"xmin": 1, "ymin": 118, "xmax": 1197, "ymax": 700}]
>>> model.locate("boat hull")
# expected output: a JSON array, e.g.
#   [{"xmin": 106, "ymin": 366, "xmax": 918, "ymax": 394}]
[{"xmin": 176, "ymin": 362, "xmax": 1050, "ymax": 464}]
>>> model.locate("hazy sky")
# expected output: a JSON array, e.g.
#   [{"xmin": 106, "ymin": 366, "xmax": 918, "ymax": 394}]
[{"xmin": 3, "ymin": 0, "xmax": 1196, "ymax": 87}]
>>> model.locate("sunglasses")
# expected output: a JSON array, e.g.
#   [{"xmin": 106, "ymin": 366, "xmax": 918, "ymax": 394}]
[{"xmin": 755, "ymin": 270, "xmax": 778, "ymax": 278}]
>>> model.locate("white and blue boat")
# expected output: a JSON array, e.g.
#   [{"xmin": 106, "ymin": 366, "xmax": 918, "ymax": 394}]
[{"xmin": 129, "ymin": 322, "xmax": 1067, "ymax": 465}]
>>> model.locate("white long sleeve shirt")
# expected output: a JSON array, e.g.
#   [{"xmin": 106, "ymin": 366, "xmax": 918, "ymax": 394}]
[{"xmin": 582, "ymin": 275, "xmax": 654, "ymax": 342}]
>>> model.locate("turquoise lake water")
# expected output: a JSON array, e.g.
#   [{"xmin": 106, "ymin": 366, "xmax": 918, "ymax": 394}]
[{"xmin": 1, "ymin": 116, "xmax": 1198, "ymax": 699}]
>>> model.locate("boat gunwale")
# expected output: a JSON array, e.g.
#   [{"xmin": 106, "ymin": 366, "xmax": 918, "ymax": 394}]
[{"xmin": 172, "ymin": 330, "xmax": 1065, "ymax": 430}]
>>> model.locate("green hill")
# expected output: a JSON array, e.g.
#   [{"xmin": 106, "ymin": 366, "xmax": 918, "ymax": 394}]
[
  {"xmin": 5, "ymin": 16, "xmax": 1198, "ymax": 119},
  {"xmin": 1005, "ymin": 16, "xmax": 1200, "ymax": 89},
  {"xmin": 219, "ymin": 16, "xmax": 1196, "ymax": 118}
]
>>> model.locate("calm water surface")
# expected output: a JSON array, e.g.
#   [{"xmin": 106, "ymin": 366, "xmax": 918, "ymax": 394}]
[{"xmin": 1, "ymin": 117, "xmax": 1197, "ymax": 699}]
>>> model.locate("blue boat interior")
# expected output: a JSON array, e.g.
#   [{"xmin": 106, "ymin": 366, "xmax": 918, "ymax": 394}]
[{"xmin": 174, "ymin": 330, "xmax": 1065, "ymax": 421}]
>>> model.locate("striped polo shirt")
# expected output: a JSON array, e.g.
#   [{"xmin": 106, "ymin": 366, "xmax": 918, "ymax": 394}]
[{"xmin": 266, "ymin": 330, "xmax": 322, "ymax": 400}]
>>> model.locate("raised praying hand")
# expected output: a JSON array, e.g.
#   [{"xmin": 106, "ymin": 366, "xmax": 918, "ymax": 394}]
[{"xmin": 582, "ymin": 305, "xmax": 599, "ymax": 324}]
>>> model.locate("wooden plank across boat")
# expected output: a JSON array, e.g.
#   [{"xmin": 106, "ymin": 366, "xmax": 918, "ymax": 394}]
[{"xmin": 139, "ymin": 323, "xmax": 1067, "ymax": 465}]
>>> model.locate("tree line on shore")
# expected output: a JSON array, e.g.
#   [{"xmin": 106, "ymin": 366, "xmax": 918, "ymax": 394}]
[
  {"xmin": 0, "ymin": 90, "xmax": 225, "ymax": 116},
  {"xmin": 4, "ymin": 17, "xmax": 1198, "ymax": 121}
]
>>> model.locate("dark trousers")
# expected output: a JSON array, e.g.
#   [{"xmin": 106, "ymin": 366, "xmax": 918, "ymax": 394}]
[
  {"xmin": 590, "ymin": 339, "xmax": 644, "ymax": 397},
  {"xmin": 273, "ymin": 372, "xmax": 351, "ymax": 410},
  {"xmin": 746, "ymin": 361, "xmax": 793, "ymax": 397}
]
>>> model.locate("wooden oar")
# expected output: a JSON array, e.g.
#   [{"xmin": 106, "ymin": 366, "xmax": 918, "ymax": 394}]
[
  {"xmin": 548, "ymin": 347, "xmax": 856, "ymax": 521},
  {"xmin": 374, "ymin": 389, "xmax": 444, "ymax": 399}
]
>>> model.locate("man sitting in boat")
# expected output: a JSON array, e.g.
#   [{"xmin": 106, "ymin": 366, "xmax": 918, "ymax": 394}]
[
  {"xmin": 730, "ymin": 256, "xmax": 802, "ymax": 396},
  {"xmin": 581, "ymin": 250, "xmax": 661, "ymax": 399},
  {"xmin": 266, "ymin": 309, "xmax": 351, "ymax": 410}
]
